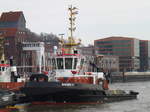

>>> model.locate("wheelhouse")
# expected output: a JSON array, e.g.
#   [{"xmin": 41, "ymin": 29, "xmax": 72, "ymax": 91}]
[
  {"xmin": 0, "ymin": 64, "xmax": 9, "ymax": 72},
  {"xmin": 49, "ymin": 55, "xmax": 85, "ymax": 71}
]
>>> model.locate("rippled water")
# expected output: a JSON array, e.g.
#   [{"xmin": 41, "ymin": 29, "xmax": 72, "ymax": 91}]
[{"xmin": 3, "ymin": 81, "xmax": 150, "ymax": 112}]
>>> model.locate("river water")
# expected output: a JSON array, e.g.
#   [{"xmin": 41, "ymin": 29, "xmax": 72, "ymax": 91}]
[{"xmin": 3, "ymin": 81, "xmax": 150, "ymax": 112}]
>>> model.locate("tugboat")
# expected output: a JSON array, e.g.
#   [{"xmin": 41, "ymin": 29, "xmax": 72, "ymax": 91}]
[
  {"xmin": 0, "ymin": 36, "xmax": 25, "ymax": 91},
  {"xmin": 20, "ymin": 5, "xmax": 139, "ymax": 104},
  {"xmin": 0, "ymin": 37, "xmax": 25, "ymax": 107}
]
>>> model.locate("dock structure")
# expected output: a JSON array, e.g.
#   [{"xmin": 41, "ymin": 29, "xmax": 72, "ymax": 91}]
[{"xmin": 22, "ymin": 42, "xmax": 45, "ymax": 73}]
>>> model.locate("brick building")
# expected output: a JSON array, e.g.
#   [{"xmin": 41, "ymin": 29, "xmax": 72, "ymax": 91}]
[
  {"xmin": 94, "ymin": 37, "xmax": 140, "ymax": 71},
  {"xmin": 0, "ymin": 11, "xmax": 27, "ymax": 65}
]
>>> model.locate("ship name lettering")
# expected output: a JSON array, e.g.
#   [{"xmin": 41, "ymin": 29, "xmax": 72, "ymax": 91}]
[{"xmin": 62, "ymin": 83, "xmax": 74, "ymax": 86}]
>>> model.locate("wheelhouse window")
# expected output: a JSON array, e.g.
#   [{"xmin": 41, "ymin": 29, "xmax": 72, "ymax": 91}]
[
  {"xmin": 65, "ymin": 58, "xmax": 72, "ymax": 69},
  {"xmin": 80, "ymin": 59, "xmax": 84, "ymax": 68},
  {"xmin": 0, "ymin": 67, "xmax": 5, "ymax": 71},
  {"xmin": 2, "ymin": 67, "xmax": 5, "ymax": 71},
  {"xmin": 57, "ymin": 58, "xmax": 64, "ymax": 69},
  {"xmin": 73, "ymin": 58, "xmax": 78, "ymax": 69},
  {"xmin": 52, "ymin": 58, "xmax": 56, "ymax": 69}
]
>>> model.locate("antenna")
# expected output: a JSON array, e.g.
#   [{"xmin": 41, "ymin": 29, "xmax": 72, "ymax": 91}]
[
  {"xmin": 61, "ymin": 5, "xmax": 80, "ymax": 54},
  {"xmin": 68, "ymin": 5, "xmax": 78, "ymax": 39}
]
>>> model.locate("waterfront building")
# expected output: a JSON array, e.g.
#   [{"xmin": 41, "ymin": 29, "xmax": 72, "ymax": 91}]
[
  {"xmin": 140, "ymin": 40, "xmax": 150, "ymax": 71},
  {"xmin": 0, "ymin": 11, "xmax": 27, "ymax": 65},
  {"xmin": 77, "ymin": 45, "xmax": 97, "ymax": 72},
  {"xmin": 0, "ymin": 36, "xmax": 4, "ymax": 60},
  {"xmin": 77, "ymin": 45, "xmax": 119, "ymax": 72},
  {"xmin": 21, "ymin": 42, "xmax": 45, "ymax": 73},
  {"xmin": 78, "ymin": 45, "xmax": 95, "ymax": 56},
  {"xmin": 96, "ymin": 55, "xmax": 119, "ymax": 72},
  {"xmin": 94, "ymin": 37, "xmax": 140, "ymax": 71}
]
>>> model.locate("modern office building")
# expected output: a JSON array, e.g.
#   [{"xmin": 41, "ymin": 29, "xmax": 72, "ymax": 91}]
[
  {"xmin": 140, "ymin": 40, "xmax": 150, "ymax": 71},
  {"xmin": 94, "ymin": 37, "xmax": 140, "ymax": 71}
]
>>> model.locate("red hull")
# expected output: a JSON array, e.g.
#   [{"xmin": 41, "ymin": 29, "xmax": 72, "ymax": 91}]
[{"xmin": 0, "ymin": 82, "xmax": 24, "ymax": 91}]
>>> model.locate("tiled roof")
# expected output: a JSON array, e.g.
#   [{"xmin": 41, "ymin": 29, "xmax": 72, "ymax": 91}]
[
  {"xmin": 0, "ymin": 28, "xmax": 17, "ymax": 37},
  {"xmin": 0, "ymin": 11, "xmax": 23, "ymax": 22}
]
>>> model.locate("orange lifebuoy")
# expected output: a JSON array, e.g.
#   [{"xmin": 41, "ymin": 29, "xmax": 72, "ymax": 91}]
[{"xmin": 102, "ymin": 80, "xmax": 109, "ymax": 90}]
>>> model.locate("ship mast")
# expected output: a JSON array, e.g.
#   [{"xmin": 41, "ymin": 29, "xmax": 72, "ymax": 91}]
[
  {"xmin": 68, "ymin": 5, "xmax": 77, "ymax": 39},
  {"xmin": 61, "ymin": 5, "xmax": 81, "ymax": 54}
]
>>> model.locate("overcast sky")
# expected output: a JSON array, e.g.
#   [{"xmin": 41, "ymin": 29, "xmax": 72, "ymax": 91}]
[{"xmin": 1, "ymin": 0, "xmax": 150, "ymax": 45}]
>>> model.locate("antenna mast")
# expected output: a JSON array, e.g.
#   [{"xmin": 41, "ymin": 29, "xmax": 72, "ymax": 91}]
[
  {"xmin": 68, "ymin": 5, "xmax": 78, "ymax": 41},
  {"xmin": 60, "ymin": 5, "xmax": 81, "ymax": 54}
]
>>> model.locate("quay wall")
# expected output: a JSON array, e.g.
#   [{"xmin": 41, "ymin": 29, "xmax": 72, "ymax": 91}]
[{"xmin": 110, "ymin": 72, "xmax": 150, "ymax": 83}]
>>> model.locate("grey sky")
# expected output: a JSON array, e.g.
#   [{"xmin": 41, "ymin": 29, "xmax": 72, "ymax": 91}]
[{"xmin": 1, "ymin": 0, "xmax": 150, "ymax": 45}]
